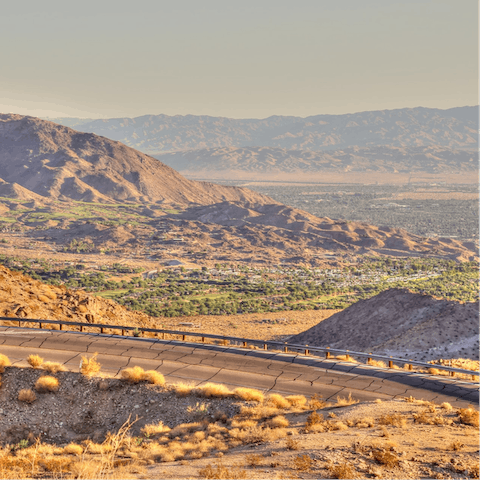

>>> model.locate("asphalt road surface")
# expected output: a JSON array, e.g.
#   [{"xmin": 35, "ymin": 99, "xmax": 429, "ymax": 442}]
[{"xmin": 1, "ymin": 326, "xmax": 478, "ymax": 408}]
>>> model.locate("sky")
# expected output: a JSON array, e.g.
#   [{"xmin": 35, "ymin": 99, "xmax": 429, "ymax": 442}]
[{"xmin": 0, "ymin": 0, "xmax": 478, "ymax": 119}]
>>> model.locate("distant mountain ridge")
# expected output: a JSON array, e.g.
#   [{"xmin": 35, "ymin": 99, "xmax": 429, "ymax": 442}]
[
  {"xmin": 0, "ymin": 114, "xmax": 273, "ymax": 205},
  {"xmin": 152, "ymin": 145, "xmax": 478, "ymax": 181},
  {"xmin": 47, "ymin": 106, "xmax": 479, "ymax": 154}
]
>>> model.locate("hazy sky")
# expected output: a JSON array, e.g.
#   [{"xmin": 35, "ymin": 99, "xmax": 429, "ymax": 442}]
[{"xmin": 0, "ymin": 0, "xmax": 478, "ymax": 119}]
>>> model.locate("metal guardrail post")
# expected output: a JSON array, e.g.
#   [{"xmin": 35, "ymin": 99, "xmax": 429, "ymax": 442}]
[
  {"xmin": 243, "ymin": 341, "xmax": 247, "ymax": 348},
  {"xmin": 59, "ymin": 323, "xmax": 62, "ymax": 331},
  {"xmin": 284, "ymin": 343, "xmax": 288, "ymax": 353},
  {"xmin": 305, "ymin": 345, "xmax": 309, "ymax": 355},
  {"xmin": 326, "ymin": 348, "xmax": 332, "ymax": 359},
  {"xmin": 263, "ymin": 344, "xmax": 267, "ymax": 350},
  {"xmin": 389, "ymin": 360, "xmax": 393, "ymax": 368},
  {"xmin": 182, "ymin": 335, "xmax": 186, "ymax": 341},
  {"xmin": 201, "ymin": 337, "xmax": 205, "ymax": 343}
]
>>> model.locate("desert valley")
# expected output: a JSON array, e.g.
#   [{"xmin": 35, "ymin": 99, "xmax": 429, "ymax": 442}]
[{"xmin": 0, "ymin": 108, "xmax": 478, "ymax": 479}]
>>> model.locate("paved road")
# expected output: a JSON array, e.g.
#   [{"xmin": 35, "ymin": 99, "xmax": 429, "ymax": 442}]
[{"xmin": 1, "ymin": 327, "xmax": 478, "ymax": 408}]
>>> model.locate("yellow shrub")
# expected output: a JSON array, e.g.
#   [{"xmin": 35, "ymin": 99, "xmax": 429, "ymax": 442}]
[
  {"xmin": 0, "ymin": 353, "xmax": 11, "ymax": 373},
  {"xmin": 80, "ymin": 353, "xmax": 101, "ymax": 377},
  {"xmin": 120, "ymin": 366, "xmax": 146, "ymax": 384},
  {"xmin": 27, "ymin": 354, "xmax": 43, "ymax": 368},
  {"xmin": 18, "ymin": 388, "xmax": 36, "ymax": 403},
  {"xmin": 286, "ymin": 395, "xmax": 307, "ymax": 408},
  {"xmin": 268, "ymin": 415, "xmax": 289, "ymax": 428},
  {"xmin": 233, "ymin": 387, "xmax": 264, "ymax": 403},
  {"xmin": 42, "ymin": 361, "xmax": 66, "ymax": 374},
  {"xmin": 335, "ymin": 393, "xmax": 358, "ymax": 407},
  {"xmin": 141, "ymin": 421, "xmax": 171, "ymax": 437},
  {"xmin": 35, "ymin": 376, "xmax": 59, "ymax": 393},
  {"xmin": 143, "ymin": 370, "xmax": 165, "ymax": 386},
  {"xmin": 266, "ymin": 393, "xmax": 290, "ymax": 409},
  {"xmin": 174, "ymin": 383, "xmax": 194, "ymax": 397},
  {"xmin": 196, "ymin": 383, "xmax": 232, "ymax": 398},
  {"xmin": 63, "ymin": 443, "xmax": 83, "ymax": 455}
]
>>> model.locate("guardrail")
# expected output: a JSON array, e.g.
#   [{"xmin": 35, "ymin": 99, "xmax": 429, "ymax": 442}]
[{"xmin": 1, "ymin": 316, "xmax": 478, "ymax": 380}]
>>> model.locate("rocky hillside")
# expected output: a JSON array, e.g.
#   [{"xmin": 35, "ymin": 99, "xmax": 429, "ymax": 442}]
[
  {"xmin": 0, "ymin": 265, "xmax": 157, "ymax": 329},
  {"xmin": 289, "ymin": 288, "xmax": 479, "ymax": 362},
  {"xmin": 153, "ymin": 145, "xmax": 479, "ymax": 181},
  {"xmin": 48, "ymin": 106, "xmax": 478, "ymax": 153},
  {"xmin": 0, "ymin": 114, "xmax": 273, "ymax": 205}
]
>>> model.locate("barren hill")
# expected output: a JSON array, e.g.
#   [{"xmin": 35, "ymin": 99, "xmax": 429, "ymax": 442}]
[
  {"xmin": 0, "ymin": 264, "xmax": 158, "ymax": 329},
  {"xmin": 48, "ymin": 106, "xmax": 479, "ymax": 153},
  {"xmin": 0, "ymin": 114, "xmax": 272, "ymax": 205},
  {"xmin": 153, "ymin": 145, "xmax": 479, "ymax": 182},
  {"xmin": 289, "ymin": 289, "xmax": 479, "ymax": 362}
]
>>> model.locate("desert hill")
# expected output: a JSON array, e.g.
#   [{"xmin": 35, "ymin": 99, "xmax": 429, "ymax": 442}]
[
  {"xmin": 0, "ymin": 114, "xmax": 272, "ymax": 205},
  {"xmin": 153, "ymin": 145, "xmax": 479, "ymax": 181},
  {"xmin": 0, "ymin": 264, "xmax": 156, "ymax": 329},
  {"xmin": 48, "ymin": 106, "xmax": 479, "ymax": 154},
  {"xmin": 289, "ymin": 288, "xmax": 479, "ymax": 362}
]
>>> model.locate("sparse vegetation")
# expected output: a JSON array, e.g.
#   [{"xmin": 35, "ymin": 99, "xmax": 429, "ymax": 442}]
[
  {"xmin": 42, "ymin": 361, "xmax": 66, "ymax": 374},
  {"xmin": 18, "ymin": 388, "xmax": 36, "ymax": 403},
  {"xmin": 80, "ymin": 353, "xmax": 102, "ymax": 377},
  {"xmin": 34, "ymin": 375, "xmax": 59, "ymax": 393},
  {"xmin": 27, "ymin": 354, "xmax": 44, "ymax": 368},
  {"xmin": 0, "ymin": 354, "xmax": 11, "ymax": 373}
]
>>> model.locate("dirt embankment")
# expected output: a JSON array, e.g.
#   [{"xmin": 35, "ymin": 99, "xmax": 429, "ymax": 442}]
[{"xmin": 289, "ymin": 288, "xmax": 479, "ymax": 362}]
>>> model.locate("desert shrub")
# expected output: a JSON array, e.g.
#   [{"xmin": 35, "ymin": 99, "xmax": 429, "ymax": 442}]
[
  {"xmin": 378, "ymin": 413, "xmax": 407, "ymax": 428},
  {"xmin": 120, "ymin": 366, "xmax": 146, "ymax": 384},
  {"xmin": 35, "ymin": 376, "xmax": 59, "ymax": 393},
  {"xmin": 18, "ymin": 388, "xmax": 36, "ymax": 403},
  {"xmin": 286, "ymin": 437, "xmax": 300, "ymax": 450},
  {"xmin": 448, "ymin": 441, "xmax": 464, "ymax": 451},
  {"xmin": 268, "ymin": 415, "xmax": 289, "ymax": 428},
  {"xmin": 285, "ymin": 395, "xmax": 307, "ymax": 408},
  {"xmin": 0, "ymin": 354, "xmax": 11, "ymax": 373},
  {"xmin": 457, "ymin": 406, "xmax": 479, "ymax": 427},
  {"xmin": 238, "ymin": 405, "xmax": 279, "ymax": 419},
  {"xmin": 245, "ymin": 453, "xmax": 263, "ymax": 467},
  {"xmin": 305, "ymin": 411, "xmax": 324, "ymax": 430},
  {"xmin": 266, "ymin": 393, "xmax": 290, "ymax": 409},
  {"xmin": 335, "ymin": 393, "xmax": 358, "ymax": 407},
  {"xmin": 173, "ymin": 382, "xmax": 194, "ymax": 397},
  {"xmin": 141, "ymin": 421, "xmax": 171, "ymax": 437},
  {"xmin": 373, "ymin": 449, "xmax": 399, "ymax": 467},
  {"xmin": 440, "ymin": 402, "xmax": 453, "ymax": 411},
  {"xmin": 42, "ymin": 361, "xmax": 66, "ymax": 374},
  {"xmin": 63, "ymin": 444, "xmax": 83, "ymax": 456},
  {"xmin": 308, "ymin": 394, "xmax": 328, "ymax": 410},
  {"xmin": 328, "ymin": 462, "xmax": 356, "ymax": 479},
  {"xmin": 233, "ymin": 387, "xmax": 264, "ymax": 403},
  {"xmin": 368, "ymin": 359, "xmax": 386, "ymax": 368},
  {"xmin": 196, "ymin": 383, "xmax": 232, "ymax": 398},
  {"xmin": 143, "ymin": 370, "xmax": 165, "ymax": 386},
  {"xmin": 199, "ymin": 461, "xmax": 247, "ymax": 479},
  {"xmin": 80, "ymin": 353, "xmax": 101, "ymax": 377},
  {"xmin": 293, "ymin": 454, "xmax": 314, "ymax": 472},
  {"xmin": 231, "ymin": 419, "xmax": 258, "ymax": 429},
  {"xmin": 27, "ymin": 354, "xmax": 43, "ymax": 368}
]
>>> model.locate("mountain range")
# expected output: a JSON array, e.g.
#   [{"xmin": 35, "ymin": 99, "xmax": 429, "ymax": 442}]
[{"xmin": 48, "ymin": 106, "xmax": 478, "ymax": 154}]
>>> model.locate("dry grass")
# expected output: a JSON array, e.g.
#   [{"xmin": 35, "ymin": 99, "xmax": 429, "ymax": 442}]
[
  {"xmin": 42, "ymin": 361, "xmax": 66, "ymax": 374},
  {"xmin": 308, "ymin": 393, "xmax": 328, "ymax": 410},
  {"xmin": 173, "ymin": 382, "xmax": 195, "ymax": 397},
  {"xmin": 285, "ymin": 437, "xmax": 300, "ymax": 450},
  {"xmin": 367, "ymin": 359, "xmax": 386, "ymax": 368},
  {"xmin": 80, "ymin": 353, "xmax": 101, "ymax": 377},
  {"xmin": 285, "ymin": 395, "xmax": 307, "ymax": 408},
  {"xmin": 27, "ymin": 354, "xmax": 43, "ymax": 368},
  {"xmin": 196, "ymin": 383, "xmax": 232, "ymax": 398},
  {"xmin": 335, "ymin": 393, "xmax": 358, "ymax": 407},
  {"xmin": 141, "ymin": 421, "xmax": 171, "ymax": 438},
  {"xmin": 457, "ymin": 406, "xmax": 479, "ymax": 427},
  {"xmin": 440, "ymin": 402, "xmax": 453, "ymax": 411},
  {"xmin": 0, "ymin": 353, "xmax": 11, "ymax": 373},
  {"xmin": 244, "ymin": 453, "xmax": 264, "ymax": 467},
  {"xmin": 198, "ymin": 461, "xmax": 247, "ymax": 479},
  {"xmin": 233, "ymin": 387, "xmax": 264, "ymax": 403},
  {"xmin": 305, "ymin": 411, "xmax": 324, "ymax": 431},
  {"xmin": 267, "ymin": 415, "xmax": 290, "ymax": 428},
  {"xmin": 63, "ymin": 444, "xmax": 83, "ymax": 456},
  {"xmin": 143, "ymin": 370, "xmax": 165, "ymax": 386},
  {"xmin": 266, "ymin": 393, "xmax": 290, "ymax": 409},
  {"xmin": 18, "ymin": 388, "xmax": 36, "ymax": 403},
  {"xmin": 372, "ymin": 448, "xmax": 399, "ymax": 467},
  {"xmin": 448, "ymin": 441, "xmax": 465, "ymax": 451},
  {"xmin": 34, "ymin": 376, "xmax": 59, "ymax": 393},
  {"xmin": 378, "ymin": 413, "xmax": 407, "ymax": 428},
  {"xmin": 328, "ymin": 462, "xmax": 356, "ymax": 479},
  {"xmin": 293, "ymin": 454, "xmax": 314, "ymax": 472}
]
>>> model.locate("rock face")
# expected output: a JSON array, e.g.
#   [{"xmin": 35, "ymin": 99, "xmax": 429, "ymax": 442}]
[
  {"xmin": 0, "ymin": 265, "xmax": 156, "ymax": 328},
  {"xmin": 0, "ymin": 114, "xmax": 273, "ymax": 205},
  {"xmin": 289, "ymin": 288, "xmax": 479, "ymax": 361}
]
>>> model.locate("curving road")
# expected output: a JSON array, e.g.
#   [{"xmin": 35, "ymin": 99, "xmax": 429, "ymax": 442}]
[{"xmin": 1, "ymin": 326, "xmax": 478, "ymax": 408}]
